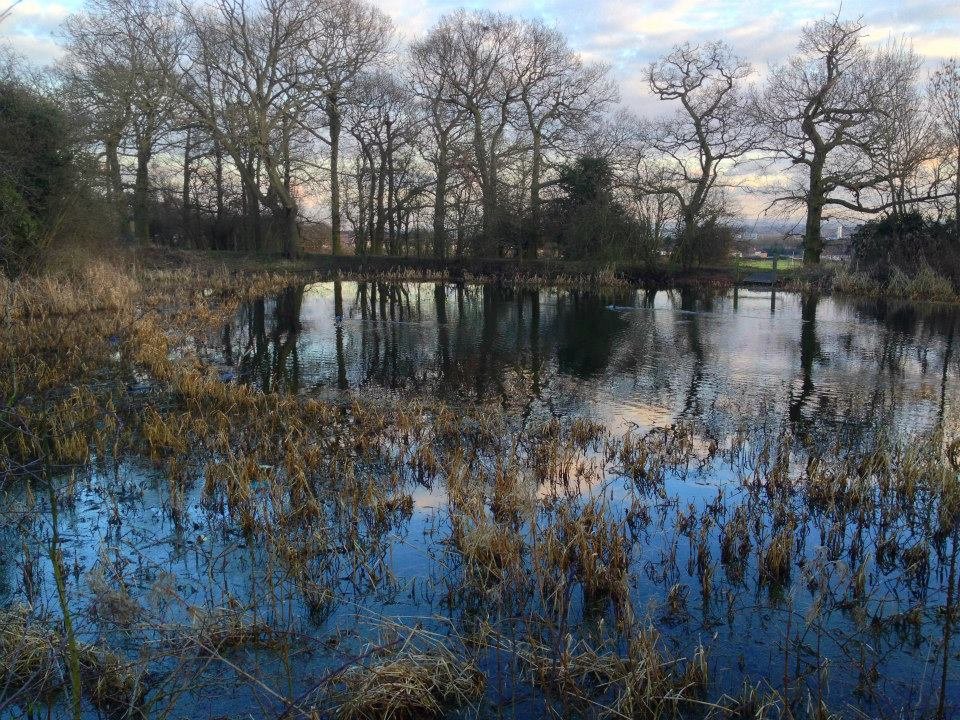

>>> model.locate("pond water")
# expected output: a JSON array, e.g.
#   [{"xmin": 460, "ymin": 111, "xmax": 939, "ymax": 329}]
[
  {"xmin": 5, "ymin": 281, "xmax": 960, "ymax": 719},
  {"xmin": 215, "ymin": 281, "xmax": 960, "ymax": 441}
]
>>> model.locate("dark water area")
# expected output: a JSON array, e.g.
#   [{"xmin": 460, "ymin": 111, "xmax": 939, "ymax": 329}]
[
  {"xmin": 215, "ymin": 281, "xmax": 960, "ymax": 442},
  {"xmin": 5, "ymin": 281, "xmax": 960, "ymax": 719}
]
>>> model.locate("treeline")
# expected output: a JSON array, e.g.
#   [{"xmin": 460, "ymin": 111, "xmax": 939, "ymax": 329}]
[{"xmin": 1, "ymin": 1, "xmax": 959, "ymax": 275}]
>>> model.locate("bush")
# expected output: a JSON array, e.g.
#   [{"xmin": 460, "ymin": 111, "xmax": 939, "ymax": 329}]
[
  {"xmin": 833, "ymin": 262, "xmax": 956, "ymax": 303},
  {"xmin": 0, "ymin": 79, "xmax": 73, "ymax": 274},
  {"xmin": 0, "ymin": 181, "xmax": 43, "ymax": 270},
  {"xmin": 832, "ymin": 267, "xmax": 876, "ymax": 296},
  {"xmin": 671, "ymin": 219, "xmax": 734, "ymax": 268},
  {"xmin": 901, "ymin": 262, "xmax": 955, "ymax": 302},
  {"xmin": 851, "ymin": 212, "xmax": 960, "ymax": 283},
  {"xmin": 548, "ymin": 156, "xmax": 660, "ymax": 264}
]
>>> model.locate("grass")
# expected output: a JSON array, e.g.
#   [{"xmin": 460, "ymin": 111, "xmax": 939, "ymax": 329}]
[
  {"xmin": 333, "ymin": 645, "xmax": 485, "ymax": 720},
  {"xmin": 833, "ymin": 262, "xmax": 957, "ymax": 303},
  {"xmin": 735, "ymin": 257, "xmax": 803, "ymax": 271}
]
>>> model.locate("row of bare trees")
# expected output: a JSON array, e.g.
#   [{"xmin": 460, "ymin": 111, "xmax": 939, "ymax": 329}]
[
  {"xmin": 634, "ymin": 19, "xmax": 960, "ymax": 264},
  {"xmin": 45, "ymin": 3, "xmax": 960, "ymax": 264}
]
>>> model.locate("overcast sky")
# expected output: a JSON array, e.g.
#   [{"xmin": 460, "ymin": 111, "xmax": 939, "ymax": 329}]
[{"xmin": 2, "ymin": 0, "xmax": 958, "ymax": 224}]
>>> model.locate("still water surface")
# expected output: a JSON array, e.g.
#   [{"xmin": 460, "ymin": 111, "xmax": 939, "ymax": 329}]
[
  {"xmin": 217, "ymin": 281, "xmax": 960, "ymax": 440},
  {"xmin": 7, "ymin": 281, "xmax": 960, "ymax": 718}
]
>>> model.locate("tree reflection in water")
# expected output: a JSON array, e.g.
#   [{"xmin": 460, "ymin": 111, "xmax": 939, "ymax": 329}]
[{"xmin": 219, "ymin": 281, "xmax": 960, "ymax": 441}]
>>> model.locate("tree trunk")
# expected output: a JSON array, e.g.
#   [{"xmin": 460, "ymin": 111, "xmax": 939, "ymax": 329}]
[
  {"xmin": 433, "ymin": 141, "xmax": 449, "ymax": 259},
  {"xmin": 242, "ymin": 163, "xmax": 262, "ymax": 252},
  {"xmin": 267, "ymin": 132, "xmax": 299, "ymax": 260},
  {"xmin": 283, "ymin": 205, "xmax": 299, "ymax": 259},
  {"xmin": 213, "ymin": 140, "xmax": 224, "ymax": 220},
  {"xmin": 675, "ymin": 215, "xmax": 698, "ymax": 271},
  {"xmin": 523, "ymin": 131, "xmax": 543, "ymax": 260},
  {"xmin": 357, "ymin": 146, "xmax": 376, "ymax": 254},
  {"xmin": 132, "ymin": 144, "xmax": 151, "ymax": 244},
  {"xmin": 455, "ymin": 207, "xmax": 465, "ymax": 258},
  {"xmin": 385, "ymin": 118, "xmax": 396, "ymax": 254},
  {"xmin": 181, "ymin": 127, "xmax": 192, "ymax": 246},
  {"xmin": 527, "ymin": 130, "xmax": 542, "ymax": 260},
  {"xmin": 803, "ymin": 159, "xmax": 826, "ymax": 265},
  {"xmin": 328, "ymin": 96, "xmax": 342, "ymax": 256},
  {"xmin": 485, "ymin": 137, "xmax": 501, "ymax": 258},
  {"xmin": 355, "ymin": 166, "xmax": 368, "ymax": 256},
  {"xmin": 374, "ymin": 148, "xmax": 386, "ymax": 254},
  {"xmin": 955, "ymin": 137, "xmax": 960, "ymax": 242},
  {"xmin": 105, "ymin": 136, "xmax": 129, "ymax": 243},
  {"xmin": 470, "ymin": 109, "xmax": 493, "ymax": 257},
  {"xmin": 479, "ymin": 183, "xmax": 496, "ymax": 258},
  {"xmin": 367, "ymin": 165, "xmax": 377, "ymax": 254}
]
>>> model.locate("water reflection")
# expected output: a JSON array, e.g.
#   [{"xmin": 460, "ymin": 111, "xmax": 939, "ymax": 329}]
[{"xmin": 217, "ymin": 281, "xmax": 960, "ymax": 439}]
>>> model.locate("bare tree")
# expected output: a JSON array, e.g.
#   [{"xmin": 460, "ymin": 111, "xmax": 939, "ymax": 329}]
[
  {"xmin": 867, "ymin": 43, "xmax": 941, "ymax": 232},
  {"xmin": 344, "ymin": 73, "xmax": 385, "ymax": 254},
  {"xmin": 930, "ymin": 59, "xmax": 960, "ymax": 238},
  {"xmin": 512, "ymin": 19, "xmax": 616, "ymax": 258},
  {"xmin": 175, "ymin": 0, "xmax": 321, "ymax": 257},
  {"xmin": 634, "ymin": 41, "xmax": 752, "ymax": 267},
  {"xmin": 427, "ymin": 11, "xmax": 522, "ymax": 256},
  {"xmin": 306, "ymin": 0, "xmax": 391, "ymax": 256},
  {"xmin": 0, "ymin": 41, "xmax": 23, "ymax": 85},
  {"xmin": 0, "ymin": 0, "xmax": 23, "ymax": 26},
  {"xmin": 409, "ymin": 28, "xmax": 469, "ymax": 259},
  {"xmin": 345, "ymin": 71, "xmax": 423, "ymax": 255},
  {"xmin": 752, "ymin": 16, "xmax": 932, "ymax": 263},
  {"xmin": 61, "ymin": 0, "xmax": 180, "ymax": 243}
]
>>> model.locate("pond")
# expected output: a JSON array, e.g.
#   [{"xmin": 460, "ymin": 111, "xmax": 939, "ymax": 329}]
[
  {"xmin": 215, "ymin": 281, "xmax": 960, "ymax": 441},
  {"xmin": 4, "ymin": 280, "xmax": 960, "ymax": 719}
]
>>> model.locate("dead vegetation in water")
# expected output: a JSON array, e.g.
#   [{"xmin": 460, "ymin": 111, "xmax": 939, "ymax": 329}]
[
  {"xmin": 189, "ymin": 606, "xmax": 288, "ymax": 653},
  {"xmin": 0, "ymin": 607, "xmax": 146, "ymax": 714},
  {"xmin": 2, "ymin": 259, "xmax": 960, "ymax": 719},
  {"xmin": 332, "ymin": 643, "xmax": 485, "ymax": 720}
]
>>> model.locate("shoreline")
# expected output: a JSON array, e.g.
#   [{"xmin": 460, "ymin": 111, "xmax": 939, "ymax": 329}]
[{"xmin": 135, "ymin": 246, "xmax": 960, "ymax": 304}]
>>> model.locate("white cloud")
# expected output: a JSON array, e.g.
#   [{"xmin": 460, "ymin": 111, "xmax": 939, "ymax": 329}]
[{"xmin": 0, "ymin": 0, "xmax": 74, "ymax": 64}]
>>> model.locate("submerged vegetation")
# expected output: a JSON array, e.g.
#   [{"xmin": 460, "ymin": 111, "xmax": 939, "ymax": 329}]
[{"xmin": 1, "ymin": 259, "xmax": 959, "ymax": 718}]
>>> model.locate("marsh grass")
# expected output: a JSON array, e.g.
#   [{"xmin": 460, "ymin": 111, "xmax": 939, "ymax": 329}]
[
  {"xmin": 333, "ymin": 644, "xmax": 485, "ymax": 720},
  {"xmin": 0, "ymin": 608, "xmax": 146, "ymax": 716},
  {"xmin": 834, "ymin": 263, "xmax": 957, "ymax": 303},
  {"xmin": 1, "ymin": 259, "xmax": 959, "ymax": 719}
]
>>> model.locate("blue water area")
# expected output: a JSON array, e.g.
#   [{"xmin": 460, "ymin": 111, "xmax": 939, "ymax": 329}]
[{"xmin": 4, "ymin": 281, "xmax": 960, "ymax": 718}]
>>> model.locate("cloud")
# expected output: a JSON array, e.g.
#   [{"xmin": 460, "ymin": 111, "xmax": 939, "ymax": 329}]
[{"xmin": 0, "ymin": 0, "xmax": 76, "ymax": 64}]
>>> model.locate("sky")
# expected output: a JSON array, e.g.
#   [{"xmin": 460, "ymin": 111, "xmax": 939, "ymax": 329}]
[
  {"xmin": 4, "ymin": 0, "xmax": 957, "ymax": 108},
  {"xmin": 2, "ymin": 0, "xmax": 958, "ymax": 225}
]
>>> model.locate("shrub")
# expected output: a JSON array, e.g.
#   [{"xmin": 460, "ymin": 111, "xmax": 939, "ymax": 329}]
[
  {"xmin": 0, "ymin": 79, "xmax": 73, "ymax": 274},
  {"xmin": 851, "ymin": 211, "xmax": 960, "ymax": 284}
]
